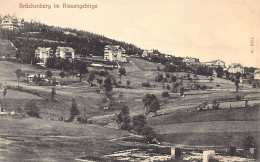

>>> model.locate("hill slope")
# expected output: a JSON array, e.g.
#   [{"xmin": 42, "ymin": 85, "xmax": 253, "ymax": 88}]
[{"xmin": 0, "ymin": 21, "xmax": 143, "ymax": 63}]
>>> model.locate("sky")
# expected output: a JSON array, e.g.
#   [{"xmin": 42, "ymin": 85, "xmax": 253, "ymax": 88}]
[{"xmin": 0, "ymin": 0, "xmax": 260, "ymax": 67}]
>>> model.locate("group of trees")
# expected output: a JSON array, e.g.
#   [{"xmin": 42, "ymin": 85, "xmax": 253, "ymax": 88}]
[
  {"xmin": 0, "ymin": 21, "xmax": 143, "ymax": 64},
  {"xmin": 116, "ymin": 105, "xmax": 157, "ymax": 143},
  {"xmin": 142, "ymin": 94, "xmax": 160, "ymax": 116}
]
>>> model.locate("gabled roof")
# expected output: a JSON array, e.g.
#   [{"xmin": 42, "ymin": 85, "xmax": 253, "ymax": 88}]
[
  {"xmin": 105, "ymin": 45, "xmax": 125, "ymax": 51},
  {"xmin": 57, "ymin": 46, "xmax": 74, "ymax": 53},
  {"xmin": 254, "ymin": 69, "xmax": 260, "ymax": 73},
  {"xmin": 36, "ymin": 47, "xmax": 52, "ymax": 53},
  {"xmin": 229, "ymin": 63, "xmax": 243, "ymax": 68}
]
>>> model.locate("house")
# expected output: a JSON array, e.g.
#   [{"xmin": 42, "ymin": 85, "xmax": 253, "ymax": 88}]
[
  {"xmin": 0, "ymin": 14, "xmax": 24, "ymax": 30},
  {"xmin": 55, "ymin": 46, "xmax": 75, "ymax": 60},
  {"xmin": 35, "ymin": 47, "xmax": 54, "ymax": 65},
  {"xmin": 183, "ymin": 57, "xmax": 200, "ymax": 66},
  {"xmin": 254, "ymin": 69, "xmax": 260, "ymax": 80},
  {"xmin": 26, "ymin": 74, "xmax": 46, "ymax": 83},
  {"xmin": 204, "ymin": 60, "xmax": 225, "ymax": 68},
  {"xmin": 104, "ymin": 45, "xmax": 127, "ymax": 62},
  {"xmin": 228, "ymin": 63, "xmax": 244, "ymax": 74},
  {"xmin": 142, "ymin": 50, "xmax": 154, "ymax": 58}
]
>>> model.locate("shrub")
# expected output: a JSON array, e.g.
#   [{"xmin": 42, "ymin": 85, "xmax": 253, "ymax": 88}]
[
  {"xmin": 142, "ymin": 81, "xmax": 151, "ymax": 87},
  {"xmin": 116, "ymin": 105, "xmax": 131, "ymax": 130},
  {"xmin": 132, "ymin": 114, "xmax": 146, "ymax": 134},
  {"xmin": 24, "ymin": 100, "xmax": 40, "ymax": 118},
  {"xmin": 141, "ymin": 126, "xmax": 157, "ymax": 143},
  {"xmin": 236, "ymin": 95, "xmax": 241, "ymax": 101},
  {"xmin": 127, "ymin": 80, "xmax": 131, "ymax": 87},
  {"xmin": 201, "ymin": 85, "xmax": 207, "ymax": 90},
  {"xmin": 212, "ymin": 100, "xmax": 220, "ymax": 109},
  {"xmin": 70, "ymin": 98, "xmax": 80, "ymax": 117},
  {"xmin": 87, "ymin": 119, "xmax": 93, "ymax": 124},
  {"xmin": 242, "ymin": 136, "xmax": 256, "ymax": 155},
  {"xmin": 162, "ymin": 91, "xmax": 170, "ymax": 99}
]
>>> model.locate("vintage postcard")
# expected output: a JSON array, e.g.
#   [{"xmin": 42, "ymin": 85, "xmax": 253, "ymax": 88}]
[{"xmin": 0, "ymin": 0, "xmax": 259, "ymax": 161}]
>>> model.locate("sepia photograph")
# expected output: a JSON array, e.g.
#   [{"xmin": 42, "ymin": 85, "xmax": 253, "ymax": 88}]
[{"xmin": 0, "ymin": 0, "xmax": 259, "ymax": 161}]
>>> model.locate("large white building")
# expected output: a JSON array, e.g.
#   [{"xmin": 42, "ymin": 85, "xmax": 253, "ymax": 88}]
[
  {"xmin": 104, "ymin": 45, "xmax": 127, "ymax": 62},
  {"xmin": 142, "ymin": 49, "xmax": 154, "ymax": 58},
  {"xmin": 254, "ymin": 69, "xmax": 260, "ymax": 80},
  {"xmin": 55, "ymin": 46, "xmax": 75, "ymax": 60},
  {"xmin": 35, "ymin": 47, "xmax": 53, "ymax": 65},
  {"xmin": 183, "ymin": 57, "xmax": 200, "ymax": 66},
  {"xmin": 0, "ymin": 14, "xmax": 24, "ymax": 30},
  {"xmin": 228, "ymin": 63, "xmax": 244, "ymax": 74},
  {"xmin": 204, "ymin": 60, "xmax": 225, "ymax": 68}
]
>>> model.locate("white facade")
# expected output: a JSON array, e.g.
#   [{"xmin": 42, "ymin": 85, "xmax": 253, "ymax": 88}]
[
  {"xmin": 1, "ymin": 15, "xmax": 24, "ymax": 30},
  {"xmin": 254, "ymin": 69, "xmax": 260, "ymax": 80},
  {"xmin": 228, "ymin": 63, "xmax": 244, "ymax": 74},
  {"xmin": 104, "ymin": 45, "xmax": 127, "ymax": 62},
  {"xmin": 35, "ymin": 47, "xmax": 53, "ymax": 65},
  {"xmin": 204, "ymin": 60, "xmax": 225, "ymax": 68},
  {"xmin": 142, "ymin": 50, "xmax": 153, "ymax": 58},
  {"xmin": 183, "ymin": 57, "xmax": 200, "ymax": 66},
  {"xmin": 55, "ymin": 46, "xmax": 75, "ymax": 60}
]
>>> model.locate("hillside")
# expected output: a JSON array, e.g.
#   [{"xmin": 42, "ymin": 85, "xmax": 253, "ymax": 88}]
[
  {"xmin": 0, "ymin": 21, "xmax": 143, "ymax": 63},
  {"xmin": 0, "ymin": 39, "xmax": 16, "ymax": 58}
]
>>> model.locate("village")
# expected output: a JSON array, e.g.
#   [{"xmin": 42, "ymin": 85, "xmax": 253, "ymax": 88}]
[{"xmin": 0, "ymin": 13, "xmax": 260, "ymax": 162}]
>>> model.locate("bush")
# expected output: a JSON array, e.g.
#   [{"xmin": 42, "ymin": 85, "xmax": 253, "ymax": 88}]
[
  {"xmin": 162, "ymin": 91, "xmax": 170, "ymax": 99},
  {"xmin": 242, "ymin": 136, "xmax": 256, "ymax": 156},
  {"xmin": 141, "ymin": 126, "xmax": 157, "ymax": 143},
  {"xmin": 77, "ymin": 116, "xmax": 88, "ymax": 123},
  {"xmin": 132, "ymin": 114, "xmax": 146, "ymax": 134},
  {"xmin": 142, "ymin": 81, "xmax": 151, "ymax": 87},
  {"xmin": 212, "ymin": 100, "xmax": 220, "ymax": 109},
  {"xmin": 87, "ymin": 119, "xmax": 93, "ymax": 124},
  {"xmin": 24, "ymin": 100, "xmax": 40, "ymax": 118},
  {"xmin": 201, "ymin": 85, "xmax": 207, "ymax": 90},
  {"xmin": 116, "ymin": 105, "xmax": 131, "ymax": 130}
]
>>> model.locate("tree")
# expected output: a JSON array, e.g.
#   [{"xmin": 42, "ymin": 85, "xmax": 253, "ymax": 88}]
[
  {"xmin": 235, "ymin": 80, "xmax": 239, "ymax": 91},
  {"xmin": 70, "ymin": 98, "xmax": 80, "ymax": 117},
  {"xmin": 212, "ymin": 100, "xmax": 220, "ymax": 109},
  {"xmin": 116, "ymin": 105, "xmax": 131, "ymax": 130},
  {"xmin": 148, "ymin": 100, "xmax": 160, "ymax": 116},
  {"xmin": 210, "ymin": 77, "xmax": 213, "ymax": 82},
  {"xmin": 103, "ymin": 77, "xmax": 113, "ymax": 103},
  {"xmin": 87, "ymin": 72, "xmax": 95, "ymax": 86},
  {"xmin": 141, "ymin": 125, "xmax": 157, "ymax": 143},
  {"xmin": 162, "ymin": 91, "xmax": 170, "ymax": 101},
  {"xmin": 59, "ymin": 71, "xmax": 66, "ymax": 78},
  {"xmin": 97, "ymin": 78, "xmax": 103, "ymax": 89},
  {"xmin": 50, "ymin": 86, "xmax": 56, "ymax": 101},
  {"xmin": 46, "ymin": 70, "xmax": 52, "ymax": 78},
  {"xmin": 216, "ymin": 66, "xmax": 224, "ymax": 78},
  {"xmin": 142, "ymin": 94, "xmax": 160, "ymax": 115},
  {"xmin": 166, "ymin": 84, "xmax": 170, "ymax": 90},
  {"xmin": 2, "ymin": 88, "xmax": 7, "ymax": 108},
  {"xmin": 132, "ymin": 114, "xmax": 146, "ymax": 133},
  {"xmin": 118, "ymin": 92, "xmax": 123, "ymax": 103},
  {"xmin": 242, "ymin": 135, "xmax": 256, "ymax": 155},
  {"xmin": 118, "ymin": 67, "xmax": 126, "ymax": 80},
  {"xmin": 15, "ymin": 69, "xmax": 23, "ymax": 84},
  {"xmin": 127, "ymin": 80, "xmax": 131, "ymax": 88},
  {"xmin": 180, "ymin": 87, "xmax": 185, "ymax": 96},
  {"xmin": 78, "ymin": 62, "xmax": 88, "ymax": 80},
  {"xmin": 24, "ymin": 100, "xmax": 40, "ymax": 118}
]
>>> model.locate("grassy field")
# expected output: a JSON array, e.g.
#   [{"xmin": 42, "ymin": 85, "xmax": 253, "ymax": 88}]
[
  {"xmin": 0, "ymin": 57, "xmax": 260, "ymax": 161},
  {"xmin": 0, "ymin": 117, "xmax": 132, "ymax": 161},
  {"xmin": 147, "ymin": 107, "xmax": 260, "ymax": 126}
]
